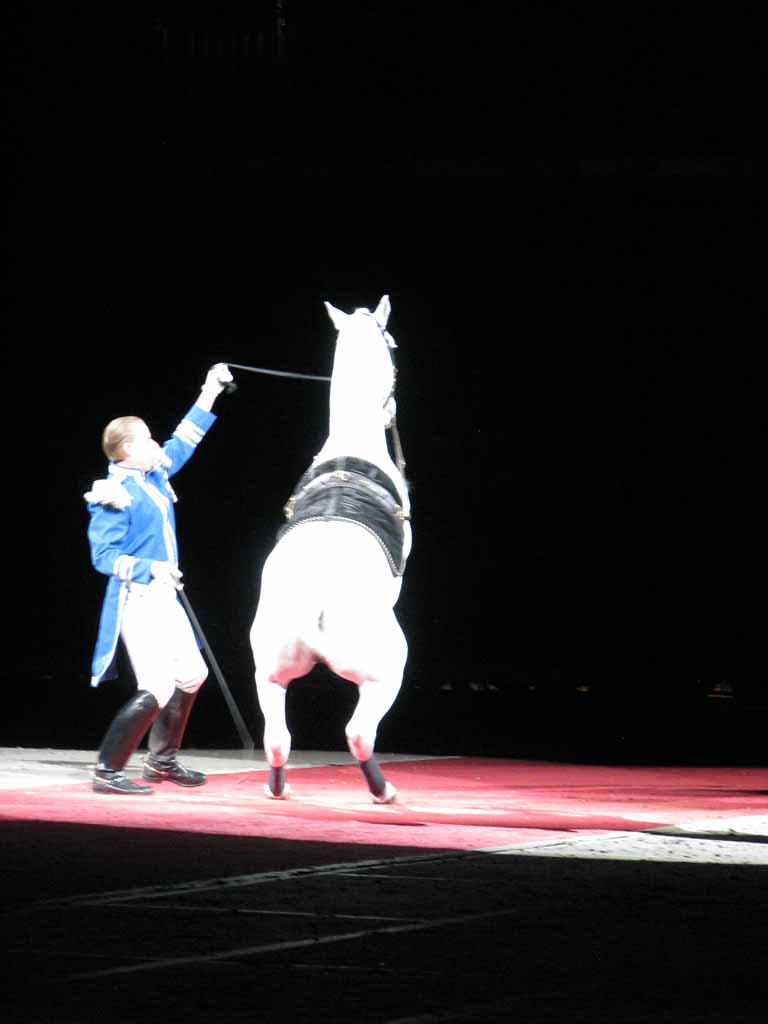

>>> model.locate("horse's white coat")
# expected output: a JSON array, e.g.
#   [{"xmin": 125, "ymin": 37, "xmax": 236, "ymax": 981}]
[{"xmin": 250, "ymin": 297, "xmax": 411, "ymax": 779}]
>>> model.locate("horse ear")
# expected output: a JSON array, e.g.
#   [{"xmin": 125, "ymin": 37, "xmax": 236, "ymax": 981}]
[
  {"xmin": 324, "ymin": 301, "xmax": 349, "ymax": 331},
  {"xmin": 373, "ymin": 294, "xmax": 391, "ymax": 328}
]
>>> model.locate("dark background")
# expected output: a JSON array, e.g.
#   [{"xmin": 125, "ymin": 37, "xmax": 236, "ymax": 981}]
[{"xmin": 2, "ymin": 3, "xmax": 762, "ymax": 761}]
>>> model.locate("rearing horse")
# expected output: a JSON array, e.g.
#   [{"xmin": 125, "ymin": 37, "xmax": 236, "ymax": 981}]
[{"xmin": 250, "ymin": 296, "xmax": 412, "ymax": 803}]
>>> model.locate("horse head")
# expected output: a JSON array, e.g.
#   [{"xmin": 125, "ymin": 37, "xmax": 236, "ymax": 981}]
[{"xmin": 324, "ymin": 295, "xmax": 398, "ymax": 430}]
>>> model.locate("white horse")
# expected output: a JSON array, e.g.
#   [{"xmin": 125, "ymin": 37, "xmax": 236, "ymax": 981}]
[{"xmin": 250, "ymin": 296, "xmax": 412, "ymax": 803}]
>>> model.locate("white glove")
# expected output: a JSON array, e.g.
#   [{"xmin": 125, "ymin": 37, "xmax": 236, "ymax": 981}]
[
  {"xmin": 150, "ymin": 561, "xmax": 183, "ymax": 588},
  {"xmin": 202, "ymin": 363, "xmax": 234, "ymax": 396}
]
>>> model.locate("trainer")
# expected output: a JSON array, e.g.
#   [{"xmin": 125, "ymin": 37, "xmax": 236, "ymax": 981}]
[{"xmin": 84, "ymin": 363, "xmax": 233, "ymax": 794}]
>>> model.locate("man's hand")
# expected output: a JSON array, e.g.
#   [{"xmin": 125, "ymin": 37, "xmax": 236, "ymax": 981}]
[
  {"xmin": 198, "ymin": 363, "xmax": 236, "ymax": 410},
  {"xmin": 150, "ymin": 561, "xmax": 183, "ymax": 588},
  {"xmin": 204, "ymin": 363, "xmax": 235, "ymax": 395}
]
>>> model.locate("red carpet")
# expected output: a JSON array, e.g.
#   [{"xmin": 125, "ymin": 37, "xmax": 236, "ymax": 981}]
[{"xmin": 2, "ymin": 758, "xmax": 767, "ymax": 852}]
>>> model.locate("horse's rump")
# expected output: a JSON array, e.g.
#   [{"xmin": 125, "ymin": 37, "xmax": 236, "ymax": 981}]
[
  {"xmin": 252, "ymin": 520, "xmax": 406, "ymax": 683},
  {"xmin": 259, "ymin": 519, "xmax": 402, "ymax": 612}
]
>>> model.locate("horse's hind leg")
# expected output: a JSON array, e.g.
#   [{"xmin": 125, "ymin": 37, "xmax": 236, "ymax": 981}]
[
  {"xmin": 256, "ymin": 673, "xmax": 292, "ymax": 798},
  {"xmin": 346, "ymin": 675, "xmax": 403, "ymax": 804},
  {"xmin": 358, "ymin": 751, "xmax": 397, "ymax": 804},
  {"xmin": 338, "ymin": 609, "xmax": 406, "ymax": 804}
]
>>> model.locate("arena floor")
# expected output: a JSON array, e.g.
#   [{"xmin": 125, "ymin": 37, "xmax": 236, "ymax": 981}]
[{"xmin": 2, "ymin": 747, "xmax": 768, "ymax": 1023}]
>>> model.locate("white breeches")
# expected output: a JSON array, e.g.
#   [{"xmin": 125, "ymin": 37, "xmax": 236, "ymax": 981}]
[{"xmin": 120, "ymin": 580, "xmax": 208, "ymax": 707}]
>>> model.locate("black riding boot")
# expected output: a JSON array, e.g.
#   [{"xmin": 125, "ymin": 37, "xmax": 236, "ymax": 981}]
[
  {"xmin": 93, "ymin": 690, "xmax": 160, "ymax": 794},
  {"xmin": 143, "ymin": 688, "xmax": 207, "ymax": 786}
]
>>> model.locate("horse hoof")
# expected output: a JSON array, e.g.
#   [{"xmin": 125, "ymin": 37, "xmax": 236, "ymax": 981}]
[
  {"xmin": 372, "ymin": 781, "xmax": 397, "ymax": 804},
  {"xmin": 264, "ymin": 782, "xmax": 292, "ymax": 800}
]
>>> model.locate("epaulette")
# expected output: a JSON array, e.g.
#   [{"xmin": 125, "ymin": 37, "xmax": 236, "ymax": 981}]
[{"xmin": 83, "ymin": 477, "xmax": 133, "ymax": 510}]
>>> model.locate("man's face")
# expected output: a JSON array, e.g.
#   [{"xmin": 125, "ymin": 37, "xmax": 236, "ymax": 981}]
[{"xmin": 121, "ymin": 422, "xmax": 162, "ymax": 472}]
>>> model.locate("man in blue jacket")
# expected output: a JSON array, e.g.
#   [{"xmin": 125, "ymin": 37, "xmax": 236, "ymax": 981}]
[{"xmin": 84, "ymin": 363, "xmax": 233, "ymax": 794}]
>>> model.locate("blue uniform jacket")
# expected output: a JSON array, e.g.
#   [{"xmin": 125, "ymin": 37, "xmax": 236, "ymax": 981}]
[{"xmin": 85, "ymin": 404, "xmax": 217, "ymax": 686}]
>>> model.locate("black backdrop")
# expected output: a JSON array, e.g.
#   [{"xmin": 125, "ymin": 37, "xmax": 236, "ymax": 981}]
[{"xmin": 2, "ymin": 4, "xmax": 761, "ymax": 759}]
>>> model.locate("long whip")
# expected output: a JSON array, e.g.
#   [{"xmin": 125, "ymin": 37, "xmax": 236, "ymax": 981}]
[{"xmin": 176, "ymin": 584, "xmax": 255, "ymax": 751}]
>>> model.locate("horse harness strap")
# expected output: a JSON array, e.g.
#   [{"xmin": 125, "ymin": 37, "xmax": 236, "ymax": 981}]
[
  {"xmin": 279, "ymin": 456, "xmax": 409, "ymax": 577},
  {"xmin": 291, "ymin": 456, "xmax": 403, "ymax": 504}
]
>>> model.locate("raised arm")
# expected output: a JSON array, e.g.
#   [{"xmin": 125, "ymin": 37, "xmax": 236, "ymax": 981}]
[
  {"xmin": 195, "ymin": 363, "xmax": 235, "ymax": 413},
  {"xmin": 160, "ymin": 364, "xmax": 235, "ymax": 476}
]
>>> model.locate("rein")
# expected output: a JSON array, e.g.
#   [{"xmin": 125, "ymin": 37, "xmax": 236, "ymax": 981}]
[
  {"xmin": 226, "ymin": 322, "xmax": 407, "ymax": 482},
  {"xmin": 226, "ymin": 362, "xmax": 331, "ymax": 382},
  {"xmin": 388, "ymin": 417, "xmax": 406, "ymax": 481}
]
